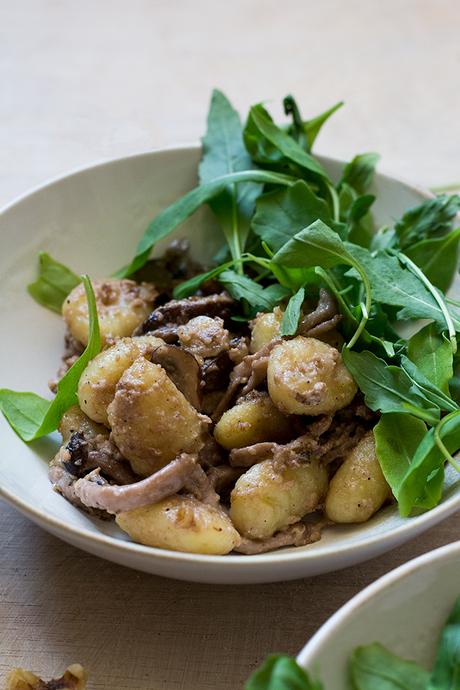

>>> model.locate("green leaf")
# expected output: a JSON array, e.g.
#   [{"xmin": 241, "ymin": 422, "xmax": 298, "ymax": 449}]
[
  {"xmin": 342, "ymin": 349, "xmax": 440, "ymax": 425},
  {"xmin": 272, "ymin": 219, "xmax": 371, "ymax": 347},
  {"xmin": 199, "ymin": 89, "xmax": 261, "ymax": 260},
  {"xmin": 27, "ymin": 252, "xmax": 80, "ymax": 313},
  {"xmin": 407, "ymin": 324, "xmax": 454, "ymax": 394},
  {"xmin": 245, "ymin": 655, "xmax": 323, "ymax": 690},
  {"xmin": 374, "ymin": 413, "xmax": 427, "ymax": 501},
  {"xmin": 349, "ymin": 643, "xmax": 429, "ymax": 690},
  {"xmin": 283, "ymin": 96, "xmax": 343, "ymax": 152},
  {"xmin": 252, "ymin": 181, "xmax": 342, "ymax": 253},
  {"xmin": 244, "ymin": 104, "xmax": 328, "ymax": 179},
  {"xmin": 172, "ymin": 262, "xmax": 235, "ymax": 299},
  {"xmin": 346, "ymin": 193, "xmax": 376, "ymax": 247},
  {"xmin": 273, "ymin": 219, "xmax": 361, "ymax": 271},
  {"xmin": 400, "ymin": 356, "xmax": 458, "ymax": 412},
  {"xmin": 340, "ymin": 153, "xmax": 380, "ymax": 195},
  {"xmin": 395, "ymin": 194, "xmax": 460, "ymax": 249},
  {"xmin": 280, "ymin": 288, "xmax": 305, "ymax": 336},
  {"xmin": 0, "ymin": 276, "xmax": 100, "ymax": 441},
  {"xmin": 428, "ymin": 596, "xmax": 460, "ymax": 690},
  {"xmin": 217, "ymin": 269, "xmax": 289, "ymax": 315},
  {"xmin": 405, "ymin": 227, "xmax": 460, "ymax": 292},
  {"xmin": 116, "ymin": 169, "xmax": 296, "ymax": 278},
  {"xmin": 347, "ymin": 245, "xmax": 458, "ymax": 331},
  {"xmin": 396, "ymin": 411, "xmax": 460, "ymax": 515}
]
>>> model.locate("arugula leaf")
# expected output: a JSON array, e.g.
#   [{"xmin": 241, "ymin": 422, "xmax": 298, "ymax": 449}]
[
  {"xmin": 342, "ymin": 349, "xmax": 440, "ymax": 425},
  {"xmin": 396, "ymin": 411, "xmax": 460, "ymax": 515},
  {"xmin": 340, "ymin": 153, "xmax": 380, "ymax": 195},
  {"xmin": 272, "ymin": 219, "xmax": 371, "ymax": 347},
  {"xmin": 342, "ymin": 190, "xmax": 376, "ymax": 247},
  {"xmin": 0, "ymin": 276, "xmax": 100, "ymax": 441},
  {"xmin": 395, "ymin": 194, "xmax": 460, "ymax": 249},
  {"xmin": 374, "ymin": 413, "xmax": 427, "ymax": 501},
  {"xmin": 347, "ymin": 245, "xmax": 458, "ymax": 331},
  {"xmin": 280, "ymin": 288, "xmax": 305, "ymax": 336},
  {"xmin": 116, "ymin": 169, "xmax": 296, "ymax": 277},
  {"xmin": 407, "ymin": 324, "xmax": 454, "ymax": 394},
  {"xmin": 349, "ymin": 643, "xmax": 430, "ymax": 690},
  {"xmin": 283, "ymin": 96, "xmax": 343, "ymax": 152},
  {"xmin": 252, "ymin": 181, "xmax": 343, "ymax": 253},
  {"xmin": 199, "ymin": 89, "xmax": 261, "ymax": 263},
  {"xmin": 172, "ymin": 259, "xmax": 241, "ymax": 299},
  {"xmin": 244, "ymin": 104, "xmax": 328, "ymax": 180},
  {"xmin": 400, "ymin": 356, "xmax": 458, "ymax": 412},
  {"xmin": 405, "ymin": 226, "xmax": 460, "ymax": 292},
  {"xmin": 245, "ymin": 655, "xmax": 323, "ymax": 690},
  {"xmin": 428, "ymin": 596, "xmax": 460, "ymax": 690},
  {"xmin": 27, "ymin": 252, "xmax": 80, "ymax": 313},
  {"xmin": 217, "ymin": 269, "xmax": 289, "ymax": 315}
]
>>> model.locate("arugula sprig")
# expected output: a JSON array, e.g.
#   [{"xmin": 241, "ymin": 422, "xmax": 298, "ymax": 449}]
[
  {"xmin": 0, "ymin": 276, "xmax": 100, "ymax": 441},
  {"xmin": 246, "ymin": 595, "xmax": 460, "ymax": 689},
  {"xmin": 16, "ymin": 90, "xmax": 460, "ymax": 517}
]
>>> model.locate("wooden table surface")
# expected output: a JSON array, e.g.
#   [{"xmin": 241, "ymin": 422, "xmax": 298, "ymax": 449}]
[{"xmin": 1, "ymin": 1, "xmax": 460, "ymax": 688}]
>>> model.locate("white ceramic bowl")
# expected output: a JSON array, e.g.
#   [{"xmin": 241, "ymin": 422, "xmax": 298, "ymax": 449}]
[
  {"xmin": 297, "ymin": 539, "xmax": 460, "ymax": 687},
  {"xmin": 1, "ymin": 146, "xmax": 459, "ymax": 584}
]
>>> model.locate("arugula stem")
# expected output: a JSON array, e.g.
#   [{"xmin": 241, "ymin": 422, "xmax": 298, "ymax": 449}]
[
  {"xmin": 434, "ymin": 411, "xmax": 460, "ymax": 472},
  {"xmin": 347, "ymin": 259, "xmax": 372, "ymax": 349},
  {"xmin": 229, "ymin": 182, "xmax": 244, "ymax": 274},
  {"xmin": 397, "ymin": 251, "xmax": 457, "ymax": 354},
  {"xmin": 327, "ymin": 183, "xmax": 340, "ymax": 222}
]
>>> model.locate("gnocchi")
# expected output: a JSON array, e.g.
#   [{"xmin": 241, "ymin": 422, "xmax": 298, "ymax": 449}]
[
  {"xmin": 230, "ymin": 458, "xmax": 328, "ymax": 539},
  {"xmin": 267, "ymin": 336, "xmax": 357, "ymax": 415},
  {"xmin": 214, "ymin": 393, "xmax": 292, "ymax": 449},
  {"xmin": 63, "ymin": 279, "xmax": 157, "ymax": 346},
  {"xmin": 107, "ymin": 357, "xmax": 207, "ymax": 476},
  {"xmin": 325, "ymin": 432, "xmax": 391, "ymax": 523},
  {"xmin": 78, "ymin": 335, "xmax": 163, "ymax": 426},
  {"xmin": 116, "ymin": 495, "xmax": 240, "ymax": 554},
  {"xmin": 250, "ymin": 307, "xmax": 284, "ymax": 353}
]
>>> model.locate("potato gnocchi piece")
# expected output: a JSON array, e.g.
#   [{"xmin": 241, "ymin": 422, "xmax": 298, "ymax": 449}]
[
  {"xmin": 59, "ymin": 404, "xmax": 106, "ymax": 443},
  {"xmin": 267, "ymin": 336, "xmax": 357, "ymax": 416},
  {"xmin": 249, "ymin": 307, "xmax": 284, "ymax": 353},
  {"xmin": 116, "ymin": 495, "xmax": 240, "ymax": 554},
  {"xmin": 78, "ymin": 335, "xmax": 163, "ymax": 426},
  {"xmin": 230, "ymin": 458, "xmax": 328, "ymax": 539},
  {"xmin": 325, "ymin": 431, "xmax": 391, "ymax": 523},
  {"xmin": 63, "ymin": 278, "xmax": 157, "ymax": 346},
  {"xmin": 107, "ymin": 357, "xmax": 207, "ymax": 477},
  {"xmin": 214, "ymin": 393, "xmax": 292, "ymax": 450},
  {"xmin": 177, "ymin": 315, "xmax": 230, "ymax": 358}
]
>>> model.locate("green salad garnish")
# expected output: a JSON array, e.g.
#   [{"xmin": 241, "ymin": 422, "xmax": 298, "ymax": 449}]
[
  {"xmin": 2, "ymin": 89, "xmax": 460, "ymax": 519},
  {"xmin": 245, "ymin": 595, "xmax": 460, "ymax": 689}
]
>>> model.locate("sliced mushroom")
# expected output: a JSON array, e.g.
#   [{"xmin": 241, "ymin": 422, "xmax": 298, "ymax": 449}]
[
  {"xmin": 137, "ymin": 292, "xmax": 234, "ymax": 335},
  {"xmin": 298, "ymin": 288, "xmax": 341, "ymax": 336},
  {"xmin": 73, "ymin": 453, "xmax": 198, "ymax": 514},
  {"xmin": 150, "ymin": 343, "xmax": 201, "ymax": 409},
  {"xmin": 234, "ymin": 521, "xmax": 324, "ymax": 554}
]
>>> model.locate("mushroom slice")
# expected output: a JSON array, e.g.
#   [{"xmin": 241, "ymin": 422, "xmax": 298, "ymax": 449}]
[
  {"xmin": 150, "ymin": 343, "xmax": 201, "ymax": 410},
  {"xmin": 234, "ymin": 521, "xmax": 324, "ymax": 554},
  {"xmin": 73, "ymin": 453, "xmax": 197, "ymax": 514}
]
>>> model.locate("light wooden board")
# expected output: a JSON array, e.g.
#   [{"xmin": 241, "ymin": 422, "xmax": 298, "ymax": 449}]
[{"xmin": 1, "ymin": 0, "xmax": 460, "ymax": 687}]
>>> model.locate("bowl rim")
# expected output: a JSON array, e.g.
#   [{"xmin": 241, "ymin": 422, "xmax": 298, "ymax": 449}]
[
  {"xmin": 296, "ymin": 538, "xmax": 460, "ymax": 667},
  {"xmin": 1, "ymin": 145, "xmax": 454, "ymax": 572}
]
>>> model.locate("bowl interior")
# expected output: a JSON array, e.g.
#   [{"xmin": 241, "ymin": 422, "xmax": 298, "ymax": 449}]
[
  {"xmin": 1, "ymin": 147, "xmax": 459, "ymax": 583},
  {"xmin": 297, "ymin": 542, "xmax": 460, "ymax": 688}
]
